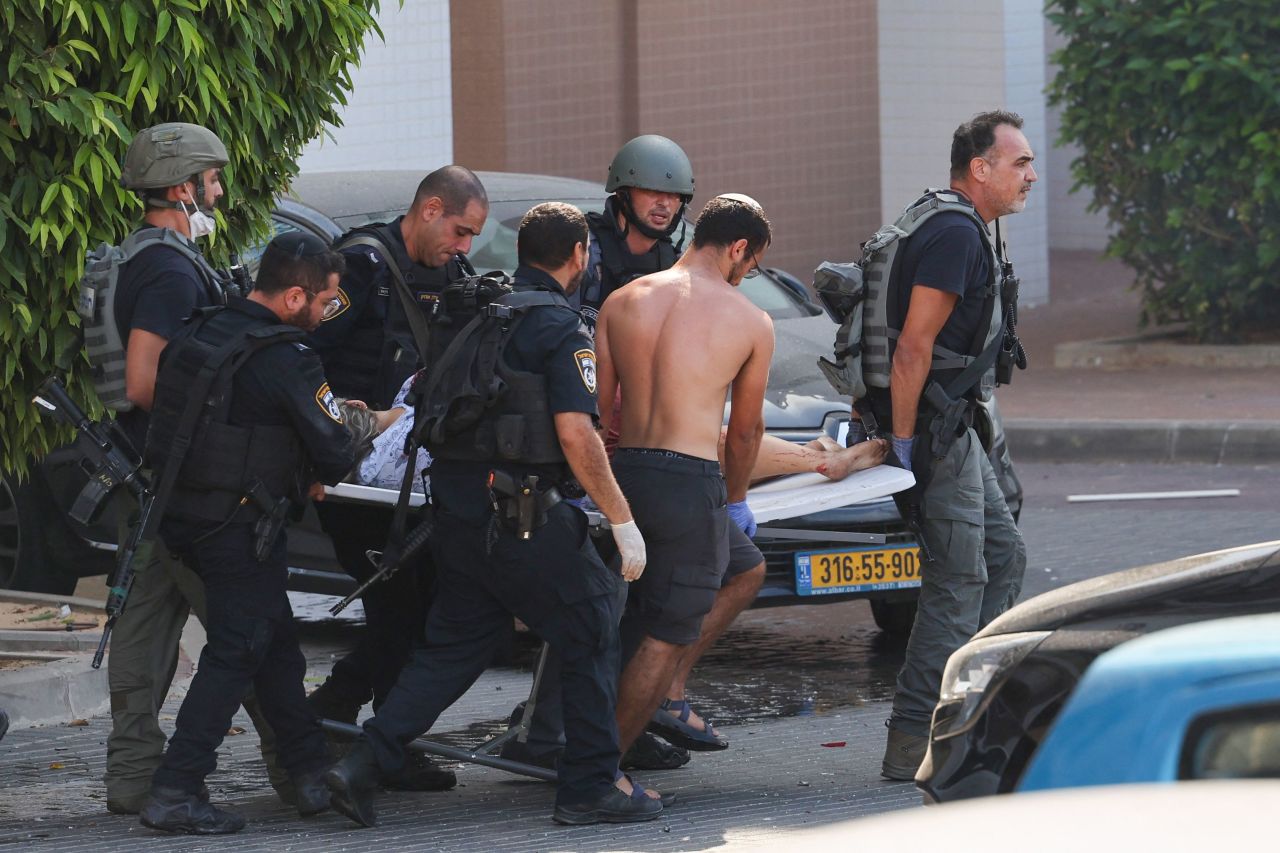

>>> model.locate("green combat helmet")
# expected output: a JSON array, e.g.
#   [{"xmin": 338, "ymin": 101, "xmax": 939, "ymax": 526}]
[
  {"xmin": 120, "ymin": 122, "xmax": 228, "ymax": 191},
  {"xmin": 606, "ymin": 134, "xmax": 695, "ymax": 200},
  {"xmin": 606, "ymin": 134, "xmax": 694, "ymax": 239}
]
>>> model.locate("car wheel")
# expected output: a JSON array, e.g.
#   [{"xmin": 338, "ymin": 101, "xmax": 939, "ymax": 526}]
[
  {"xmin": 870, "ymin": 597, "xmax": 918, "ymax": 636},
  {"xmin": 0, "ymin": 471, "xmax": 80, "ymax": 595}
]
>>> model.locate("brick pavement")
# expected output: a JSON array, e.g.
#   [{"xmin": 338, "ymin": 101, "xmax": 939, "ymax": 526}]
[{"xmin": 0, "ymin": 662, "xmax": 920, "ymax": 852}]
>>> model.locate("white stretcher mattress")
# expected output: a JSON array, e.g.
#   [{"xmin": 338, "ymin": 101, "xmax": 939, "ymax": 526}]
[{"xmin": 324, "ymin": 465, "xmax": 914, "ymax": 524}]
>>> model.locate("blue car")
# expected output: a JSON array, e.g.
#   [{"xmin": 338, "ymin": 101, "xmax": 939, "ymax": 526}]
[{"xmin": 1017, "ymin": 612, "xmax": 1280, "ymax": 790}]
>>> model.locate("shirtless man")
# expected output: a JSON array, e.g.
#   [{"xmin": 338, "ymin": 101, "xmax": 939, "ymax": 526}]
[{"xmin": 596, "ymin": 193, "xmax": 774, "ymax": 754}]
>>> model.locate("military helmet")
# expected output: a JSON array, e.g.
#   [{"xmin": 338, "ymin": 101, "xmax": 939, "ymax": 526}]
[
  {"xmin": 606, "ymin": 135, "xmax": 695, "ymax": 201},
  {"xmin": 120, "ymin": 122, "xmax": 229, "ymax": 191}
]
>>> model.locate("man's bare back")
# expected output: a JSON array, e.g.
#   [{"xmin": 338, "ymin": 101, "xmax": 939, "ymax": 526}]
[{"xmin": 596, "ymin": 262, "xmax": 773, "ymax": 463}]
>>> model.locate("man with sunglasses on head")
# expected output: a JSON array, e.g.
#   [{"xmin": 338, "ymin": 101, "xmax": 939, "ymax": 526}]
[
  {"xmin": 137, "ymin": 231, "xmax": 355, "ymax": 834},
  {"xmin": 594, "ymin": 193, "xmax": 774, "ymax": 766}
]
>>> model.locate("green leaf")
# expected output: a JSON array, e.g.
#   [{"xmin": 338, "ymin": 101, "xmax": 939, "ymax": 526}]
[
  {"xmin": 120, "ymin": 1, "xmax": 138, "ymax": 45},
  {"xmin": 39, "ymin": 183, "xmax": 61, "ymax": 215},
  {"xmin": 157, "ymin": 9, "xmax": 173, "ymax": 42}
]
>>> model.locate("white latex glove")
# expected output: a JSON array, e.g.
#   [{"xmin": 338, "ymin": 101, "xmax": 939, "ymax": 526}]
[{"xmin": 610, "ymin": 520, "xmax": 647, "ymax": 582}]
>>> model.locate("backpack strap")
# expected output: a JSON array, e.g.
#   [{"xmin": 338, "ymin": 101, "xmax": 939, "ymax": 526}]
[{"xmin": 336, "ymin": 232, "xmax": 435, "ymax": 369}]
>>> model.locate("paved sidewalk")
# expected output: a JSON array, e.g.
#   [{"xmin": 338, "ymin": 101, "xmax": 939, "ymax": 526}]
[
  {"xmin": 0, "ymin": 662, "xmax": 919, "ymax": 852},
  {"xmin": 998, "ymin": 250, "xmax": 1280, "ymax": 461}
]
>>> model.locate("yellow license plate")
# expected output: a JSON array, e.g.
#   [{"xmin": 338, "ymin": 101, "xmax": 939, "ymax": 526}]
[{"xmin": 795, "ymin": 545, "xmax": 922, "ymax": 596}]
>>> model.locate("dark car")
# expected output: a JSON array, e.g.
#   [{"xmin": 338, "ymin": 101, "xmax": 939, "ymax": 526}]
[
  {"xmin": 918, "ymin": 539, "xmax": 1280, "ymax": 802},
  {"xmin": 6, "ymin": 169, "xmax": 1017, "ymax": 634}
]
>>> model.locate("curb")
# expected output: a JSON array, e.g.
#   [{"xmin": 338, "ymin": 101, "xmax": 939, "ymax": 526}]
[
  {"xmin": 1054, "ymin": 335, "xmax": 1280, "ymax": 370},
  {"xmin": 0, "ymin": 649, "xmax": 108, "ymax": 729},
  {"xmin": 1007, "ymin": 419, "xmax": 1280, "ymax": 465},
  {"xmin": 0, "ymin": 592, "xmax": 110, "ymax": 729}
]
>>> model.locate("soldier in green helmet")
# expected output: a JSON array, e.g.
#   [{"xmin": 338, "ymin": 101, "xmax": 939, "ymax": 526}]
[{"xmin": 570, "ymin": 134, "xmax": 695, "ymax": 326}]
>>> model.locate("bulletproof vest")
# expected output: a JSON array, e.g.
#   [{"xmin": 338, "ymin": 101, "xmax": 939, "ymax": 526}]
[
  {"xmin": 815, "ymin": 189, "xmax": 1004, "ymax": 405},
  {"xmin": 76, "ymin": 227, "xmax": 225, "ymax": 411},
  {"xmin": 581, "ymin": 208, "xmax": 678, "ymax": 312},
  {"xmin": 416, "ymin": 290, "xmax": 571, "ymax": 466},
  {"xmin": 329, "ymin": 222, "xmax": 476, "ymax": 409},
  {"xmin": 144, "ymin": 304, "xmax": 306, "ymax": 522}
]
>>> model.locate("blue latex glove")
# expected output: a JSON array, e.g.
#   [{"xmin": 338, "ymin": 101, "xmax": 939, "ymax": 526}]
[
  {"xmin": 727, "ymin": 500, "xmax": 757, "ymax": 538},
  {"xmin": 891, "ymin": 436, "xmax": 915, "ymax": 472}
]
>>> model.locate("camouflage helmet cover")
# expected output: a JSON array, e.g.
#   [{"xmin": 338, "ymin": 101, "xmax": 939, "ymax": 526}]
[
  {"xmin": 120, "ymin": 122, "xmax": 229, "ymax": 190},
  {"xmin": 606, "ymin": 134, "xmax": 695, "ymax": 200}
]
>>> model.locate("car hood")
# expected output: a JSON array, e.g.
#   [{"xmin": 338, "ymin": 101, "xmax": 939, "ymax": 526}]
[
  {"xmin": 761, "ymin": 312, "xmax": 849, "ymax": 430},
  {"xmin": 976, "ymin": 540, "xmax": 1280, "ymax": 639}
]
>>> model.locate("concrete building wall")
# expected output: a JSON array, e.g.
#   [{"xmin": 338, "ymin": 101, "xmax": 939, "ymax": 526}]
[
  {"xmin": 297, "ymin": 0, "xmax": 454, "ymax": 173},
  {"xmin": 877, "ymin": 0, "xmax": 1049, "ymax": 305},
  {"xmin": 1044, "ymin": 19, "xmax": 1112, "ymax": 252},
  {"xmin": 451, "ymin": 0, "xmax": 881, "ymax": 278}
]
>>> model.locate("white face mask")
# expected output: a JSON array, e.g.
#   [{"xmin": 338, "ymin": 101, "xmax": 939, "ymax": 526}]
[{"xmin": 181, "ymin": 199, "xmax": 217, "ymax": 240}]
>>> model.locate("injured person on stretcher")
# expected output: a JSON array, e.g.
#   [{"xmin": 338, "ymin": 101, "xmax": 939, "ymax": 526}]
[{"xmin": 338, "ymin": 374, "xmax": 888, "ymax": 492}]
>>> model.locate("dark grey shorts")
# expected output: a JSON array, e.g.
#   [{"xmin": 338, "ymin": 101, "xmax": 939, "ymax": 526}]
[{"xmin": 613, "ymin": 448, "xmax": 764, "ymax": 645}]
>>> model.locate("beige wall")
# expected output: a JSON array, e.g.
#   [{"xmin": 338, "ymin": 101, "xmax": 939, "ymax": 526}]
[{"xmin": 452, "ymin": 0, "xmax": 881, "ymax": 278}]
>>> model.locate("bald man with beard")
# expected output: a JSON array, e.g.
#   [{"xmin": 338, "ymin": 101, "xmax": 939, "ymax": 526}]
[{"xmin": 595, "ymin": 193, "xmax": 775, "ymax": 757}]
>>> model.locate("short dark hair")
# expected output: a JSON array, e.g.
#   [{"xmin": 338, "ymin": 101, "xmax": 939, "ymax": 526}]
[
  {"xmin": 517, "ymin": 202, "xmax": 588, "ymax": 269},
  {"xmin": 255, "ymin": 231, "xmax": 346, "ymax": 296},
  {"xmin": 951, "ymin": 110, "xmax": 1024, "ymax": 180},
  {"xmin": 691, "ymin": 195, "xmax": 771, "ymax": 256},
  {"xmin": 411, "ymin": 165, "xmax": 488, "ymax": 216}
]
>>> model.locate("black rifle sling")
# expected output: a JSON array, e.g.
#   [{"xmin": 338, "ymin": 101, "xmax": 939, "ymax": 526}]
[
  {"xmin": 336, "ymin": 234, "xmax": 435, "ymax": 367},
  {"xmin": 335, "ymin": 233, "xmax": 437, "ymax": 558}
]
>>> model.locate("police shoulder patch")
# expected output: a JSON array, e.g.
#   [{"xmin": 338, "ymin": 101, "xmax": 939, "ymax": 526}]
[
  {"xmin": 321, "ymin": 288, "xmax": 351, "ymax": 322},
  {"xmin": 574, "ymin": 349, "xmax": 597, "ymax": 395},
  {"xmin": 316, "ymin": 382, "xmax": 343, "ymax": 423}
]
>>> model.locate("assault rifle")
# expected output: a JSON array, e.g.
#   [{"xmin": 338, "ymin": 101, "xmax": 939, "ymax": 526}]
[
  {"xmin": 32, "ymin": 377, "xmax": 153, "ymax": 669},
  {"xmin": 329, "ymin": 509, "xmax": 435, "ymax": 616}
]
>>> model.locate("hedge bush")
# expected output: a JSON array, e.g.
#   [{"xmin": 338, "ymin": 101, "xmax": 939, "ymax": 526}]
[
  {"xmin": 1047, "ymin": 0, "xmax": 1280, "ymax": 343},
  {"xmin": 0, "ymin": 0, "xmax": 383, "ymax": 474}
]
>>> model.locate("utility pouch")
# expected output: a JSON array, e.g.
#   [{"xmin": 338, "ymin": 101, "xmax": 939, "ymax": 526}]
[
  {"xmin": 494, "ymin": 414, "xmax": 525, "ymax": 460},
  {"xmin": 995, "ymin": 262, "xmax": 1026, "ymax": 386}
]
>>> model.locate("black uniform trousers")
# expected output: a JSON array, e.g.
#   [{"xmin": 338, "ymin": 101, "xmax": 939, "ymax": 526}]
[
  {"xmin": 151, "ymin": 518, "xmax": 328, "ymax": 793},
  {"xmin": 363, "ymin": 499, "xmax": 623, "ymax": 807},
  {"xmin": 314, "ymin": 502, "xmax": 432, "ymax": 712}
]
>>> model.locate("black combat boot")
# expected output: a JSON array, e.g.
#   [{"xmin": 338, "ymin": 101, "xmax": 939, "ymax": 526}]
[
  {"xmin": 324, "ymin": 740, "xmax": 381, "ymax": 828},
  {"xmin": 138, "ymin": 786, "xmax": 246, "ymax": 835},
  {"xmin": 291, "ymin": 766, "xmax": 333, "ymax": 817},
  {"xmin": 382, "ymin": 750, "xmax": 458, "ymax": 791}
]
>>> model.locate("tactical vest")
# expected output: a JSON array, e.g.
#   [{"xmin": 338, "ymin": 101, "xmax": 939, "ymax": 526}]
[
  {"xmin": 329, "ymin": 222, "xmax": 476, "ymax": 409},
  {"xmin": 580, "ymin": 208, "xmax": 678, "ymax": 313},
  {"xmin": 816, "ymin": 189, "xmax": 1005, "ymax": 406},
  {"xmin": 416, "ymin": 290, "xmax": 571, "ymax": 466},
  {"xmin": 76, "ymin": 227, "xmax": 225, "ymax": 411},
  {"xmin": 144, "ymin": 304, "xmax": 306, "ymax": 523}
]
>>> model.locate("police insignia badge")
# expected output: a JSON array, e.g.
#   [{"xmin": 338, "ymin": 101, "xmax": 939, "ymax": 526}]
[
  {"xmin": 321, "ymin": 288, "xmax": 351, "ymax": 322},
  {"xmin": 316, "ymin": 383, "xmax": 343, "ymax": 422},
  {"xmin": 574, "ymin": 349, "xmax": 597, "ymax": 394}
]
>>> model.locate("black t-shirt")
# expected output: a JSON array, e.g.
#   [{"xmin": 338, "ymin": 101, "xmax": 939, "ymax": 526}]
[
  {"xmin": 894, "ymin": 210, "xmax": 992, "ymax": 357},
  {"xmin": 431, "ymin": 266, "xmax": 597, "ymax": 518},
  {"xmin": 113, "ymin": 237, "xmax": 217, "ymax": 451}
]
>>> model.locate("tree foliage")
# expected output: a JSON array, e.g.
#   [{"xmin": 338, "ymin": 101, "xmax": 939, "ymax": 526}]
[
  {"xmin": 1047, "ymin": 0, "xmax": 1280, "ymax": 343},
  {"xmin": 0, "ymin": 0, "xmax": 383, "ymax": 475}
]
